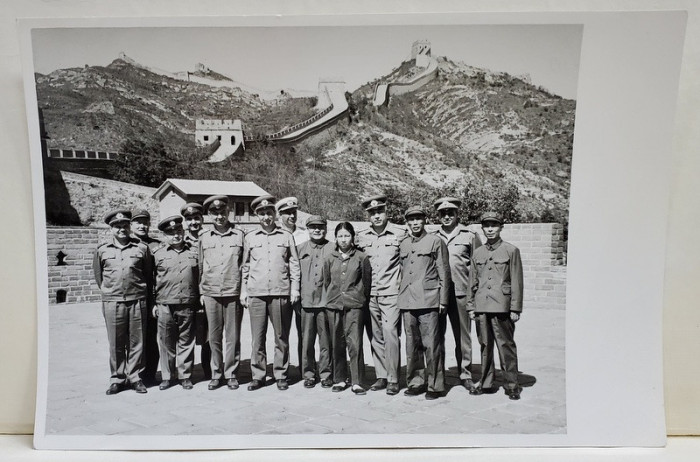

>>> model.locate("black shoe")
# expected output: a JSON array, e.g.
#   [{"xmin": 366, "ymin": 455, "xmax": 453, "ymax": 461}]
[
  {"xmin": 208, "ymin": 379, "xmax": 221, "ymax": 390},
  {"xmin": 403, "ymin": 386, "xmax": 426, "ymax": 396},
  {"xmin": 370, "ymin": 378, "xmax": 387, "ymax": 391},
  {"xmin": 132, "ymin": 380, "xmax": 147, "ymax": 394},
  {"xmin": 248, "ymin": 379, "xmax": 264, "ymax": 391},
  {"xmin": 332, "ymin": 382, "xmax": 347, "ymax": 392},
  {"xmin": 158, "ymin": 380, "xmax": 171, "ymax": 390},
  {"xmin": 105, "ymin": 383, "xmax": 123, "ymax": 395},
  {"xmin": 277, "ymin": 379, "xmax": 289, "ymax": 391},
  {"xmin": 386, "ymin": 382, "xmax": 400, "ymax": 395},
  {"xmin": 303, "ymin": 378, "xmax": 316, "ymax": 388},
  {"xmin": 321, "ymin": 378, "xmax": 333, "ymax": 388},
  {"xmin": 181, "ymin": 379, "xmax": 194, "ymax": 390},
  {"xmin": 462, "ymin": 379, "xmax": 476, "ymax": 392},
  {"xmin": 351, "ymin": 384, "xmax": 367, "ymax": 395},
  {"xmin": 425, "ymin": 391, "xmax": 441, "ymax": 400},
  {"xmin": 470, "ymin": 385, "xmax": 498, "ymax": 395},
  {"xmin": 227, "ymin": 378, "xmax": 239, "ymax": 390},
  {"xmin": 507, "ymin": 388, "xmax": 522, "ymax": 400}
]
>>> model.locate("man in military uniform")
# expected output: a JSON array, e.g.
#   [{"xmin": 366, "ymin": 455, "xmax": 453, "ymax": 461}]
[
  {"xmin": 296, "ymin": 215, "xmax": 334, "ymax": 388},
  {"xmin": 152, "ymin": 216, "xmax": 198, "ymax": 390},
  {"xmin": 431, "ymin": 197, "xmax": 482, "ymax": 392},
  {"xmin": 467, "ymin": 211, "xmax": 524, "ymax": 400},
  {"xmin": 180, "ymin": 202, "xmax": 211, "ymax": 380},
  {"xmin": 198, "ymin": 195, "xmax": 245, "ymax": 391},
  {"xmin": 399, "ymin": 206, "xmax": 451, "ymax": 400},
  {"xmin": 356, "ymin": 194, "xmax": 407, "ymax": 395},
  {"xmin": 130, "ymin": 209, "xmax": 161, "ymax": 384},
  {"xmin": 276, "ymin": 196, "xmax": 306, "ymax": 372},
  {"xmin": 241, "ymin": 195, "xmax": 301, "ymax": 391},
  {"xmin": 93, "ymin": 209, "xmax": 153, "ymax": 394},
  {"xmin": 181, "ymin": 202, "xmax": 205, "ymax": 245}
]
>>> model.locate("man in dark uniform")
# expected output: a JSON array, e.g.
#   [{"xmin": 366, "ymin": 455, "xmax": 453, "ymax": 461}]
[
  {"xmin": 276, "ymin": 196, "xmax": 306, "ymax": 374},
  {"xmin": 152, "ymin": 216, "xmax": 198, "ymax": 390},
  {"xmin": 198, "ymin": 195, "xmax": 245, "ymax": 391},
  {"xmin": 467, "ymin": 211, "xmax": 524, "ymax": 400},
  {"xmin": 431, "ymin": 197, "xmax": 482, "ymax": 392},
  {"xmin": 241, "ymin": 195, "xmax": 301, "ymax": 391},
  {"xmin": 356, "ymin": 194, "xmax": 407, "ymax": 395},
  {"xmin": 296, "ymin": 215, "xmax": 334, "ymax": 388},
  {"xmin": 399, "ymin": 206, "xmax": 451, "ymax": 400},
  {"xmin": 130, "ymin": 209, "xmax": 161, "ymax": 385},
  {"xmin": 181, "ymin": 202, "xmax": 211, "ymax": 380},
  {"xmin": 93, "ymin": 209, "xmax": 152, "ymax": 394}
]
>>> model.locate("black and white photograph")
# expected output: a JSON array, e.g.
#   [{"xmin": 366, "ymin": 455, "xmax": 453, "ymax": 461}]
[{"xmin": 21, "ymin": 12, "xmax": 681, "ymax": 450}]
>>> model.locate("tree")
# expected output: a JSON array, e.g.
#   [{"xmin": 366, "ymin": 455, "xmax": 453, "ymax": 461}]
[{"xmin": 112, "ymin": 138, "xmax": 185, "ymax": 187}]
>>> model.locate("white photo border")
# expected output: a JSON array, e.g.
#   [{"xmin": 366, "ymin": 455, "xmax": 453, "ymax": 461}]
[{"xmin": 21, "ymin": 11, "xmax": 684, "ymax": 449}]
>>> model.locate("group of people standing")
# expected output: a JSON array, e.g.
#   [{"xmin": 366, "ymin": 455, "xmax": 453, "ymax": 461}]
[{"xmin": 92, "ymin": 192, "xmax": 524, "ymax": 401}]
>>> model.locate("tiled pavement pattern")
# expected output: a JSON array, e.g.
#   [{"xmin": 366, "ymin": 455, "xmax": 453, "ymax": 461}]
[{"xmin": 45, "ymin": 303, "xmax": 565, "ymax": 435}]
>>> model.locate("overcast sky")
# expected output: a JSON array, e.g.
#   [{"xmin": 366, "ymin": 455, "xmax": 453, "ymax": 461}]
[{"xmin": 32, "ymin": 24, "xmax": 582, "ymax": 99}]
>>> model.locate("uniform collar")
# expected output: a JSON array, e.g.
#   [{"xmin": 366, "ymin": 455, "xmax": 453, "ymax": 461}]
[
  {"xmin": 111, "ymin": 237, "xmax": 139, "ymax": 249},
  {"xmin": 410, "ymin": 230, "xmax": 427, "ymax": 242},
  {"xmin": 333, "ymin": 247, "xmax": 356, "ymax": 258},
  {"xmin": 485, "ymin": 238, "xmax": 503, "ymax": 251},
  {"xmin": 308, "ymin": 239, "xmax": 328, "ymax": 248},
  {"xmin": 211, "ymin": 224, "xmax": 235, "ymax": 236},
  {"xmin": 256, "ymin": 225, "xmax": 283, "ymax": 236},
  {"xmin": 437, "ymin": 223, "xmax": 466, "ymax": 239},
  {"xmin": 166, "ymin": 241, "xmax": 190, "ymax": 252},
  {"xmin": 367, "ymin": 222, "xmax": 397, "ymax": 237}
]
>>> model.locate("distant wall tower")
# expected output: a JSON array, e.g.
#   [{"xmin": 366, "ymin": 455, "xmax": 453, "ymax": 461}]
[
  {"xmin": 411, "ymin": 40, "xmax": 432, "ymax": 68},
  {"xmin": 195, "ymin": 63, "xmax": 211, "ymax": 74},
  {"xmin": 316, "ymin": 78, "xmax": 346, "ymax": 109},
  {"xmin": 195, "ymin": 119, "xmax": 245, "ymax": 153}
]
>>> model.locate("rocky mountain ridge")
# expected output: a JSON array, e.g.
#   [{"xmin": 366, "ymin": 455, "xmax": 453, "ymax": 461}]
[{"xmin": 37, "ymin": 51, "xmax": 575, "ymax": 223}]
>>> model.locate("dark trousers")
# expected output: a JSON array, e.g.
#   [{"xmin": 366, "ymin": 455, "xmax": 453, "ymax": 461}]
[
  {"xmin": 156, "ymin": 304, "xmax": 195, "ymax": 380},
  {"xmin": 194, "ymin": 308, "xmax": 211, "ymax": 378},
  {"xmin": 249, "ymin": 296, "xmax": 292, "ymax": 381},
  {"xmin": 327, "ymin": 308, "xmax": 365, "ymax": 385},
  {"xmin": 102, "ymin": 299, "xmax": 147, "ymax": 385},
  {"xmin": 301, "ymin": 308, "xmax": 331, "ymax": 381},
  {"xmin": 439, "ymin": 289, "xmax": 473, "ymax": 380},
  {"xmin": 292, "ymin": 300, "xmax": 303, "ymax": 368},
  {"xmin": 475, "ymin": 312, "xmax": 519, "ymax": 390},
  {"xmin": 202, "ymin": 296, "xmax": 243, "ymax": 380},
  {"xmin": 142, "ymin": 305, "xmax": 159, "ymax": 381},
  {"xmin": 403, "ymin": 309, "xmax": 445, "ymax": 393}
]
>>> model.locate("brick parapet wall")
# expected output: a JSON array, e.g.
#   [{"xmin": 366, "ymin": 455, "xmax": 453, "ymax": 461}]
[{"xmin": 46, "ymin": 223, "xmax": 567, "ymax": 309}]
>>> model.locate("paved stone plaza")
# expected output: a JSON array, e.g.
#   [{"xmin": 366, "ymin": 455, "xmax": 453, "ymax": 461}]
[{"xmin": 44, "ymin": 302, "xmax": 565, "ymax": 436}]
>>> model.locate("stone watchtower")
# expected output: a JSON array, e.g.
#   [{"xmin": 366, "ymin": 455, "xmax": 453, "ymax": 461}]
[
  {"xmin": 195, "ymin": 119, "xmax": 245, "ymax": 162},
  {"xmin": 411, "ymin": 40, "xmax": 432, "ymax": 68}
]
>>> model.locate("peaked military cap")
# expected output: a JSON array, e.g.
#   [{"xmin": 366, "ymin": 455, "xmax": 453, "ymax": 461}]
[
  {"xmin": 158, "ymin": 215, "xmax": 184, "ymax": 232},
  {"xmin": 131, "ymin": 209, "xmax": 151, "ymax": 221},
  {"xmin": 305, "ymin": 215, "xmax": 327, "ymax": 227},
  {"xmin": 251, "ymin": 194, "xmax": 277, "ymax": 213},
  {"xmin": 104, "ymin": 209, "xmax": 132, "ymax": 226},
  {"xmin": 361, "ymin": 194, "xmax": 387, "ymax": 211},
  {"xmin": 480, "ymin": 211, "xmax": 504, "ymax": 224},
  {"xmin": 276, "ymin": 196, "xmax": 299, "ymax": 213},
  {"xmin": 433, "ymin": 196, "xmax": 461, "ymax": 211},
  {"xmin": 180, "ymin": 202, "xmax": 204, "ymax": 217},
  {"xmin": 203, "ymin": 195, "xmax": 229, "ymax": 211},
  {"xmin": 404, "ymin": 205, "xmax": 427, "ymax": 219}
]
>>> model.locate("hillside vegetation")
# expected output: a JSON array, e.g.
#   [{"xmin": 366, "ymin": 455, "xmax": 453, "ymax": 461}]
[{"xmin": 37, "ymin": 51, "xmax": 576, "ymax": 225}]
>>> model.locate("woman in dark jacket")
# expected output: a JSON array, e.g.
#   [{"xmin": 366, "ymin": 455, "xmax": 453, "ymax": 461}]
[{"xmin": 323, "ymin": 222, "xmax": 372, "ymax": 394}]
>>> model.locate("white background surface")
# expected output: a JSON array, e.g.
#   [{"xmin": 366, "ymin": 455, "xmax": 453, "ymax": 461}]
[{"xmin": 1, "ymin": 0, "xmax": 699, "ymax": 459}]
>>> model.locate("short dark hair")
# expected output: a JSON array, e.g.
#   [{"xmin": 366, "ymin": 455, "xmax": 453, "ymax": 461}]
[{"xmin": 334, "ymin": 221, "xmax": 356, "ymax": 240}]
